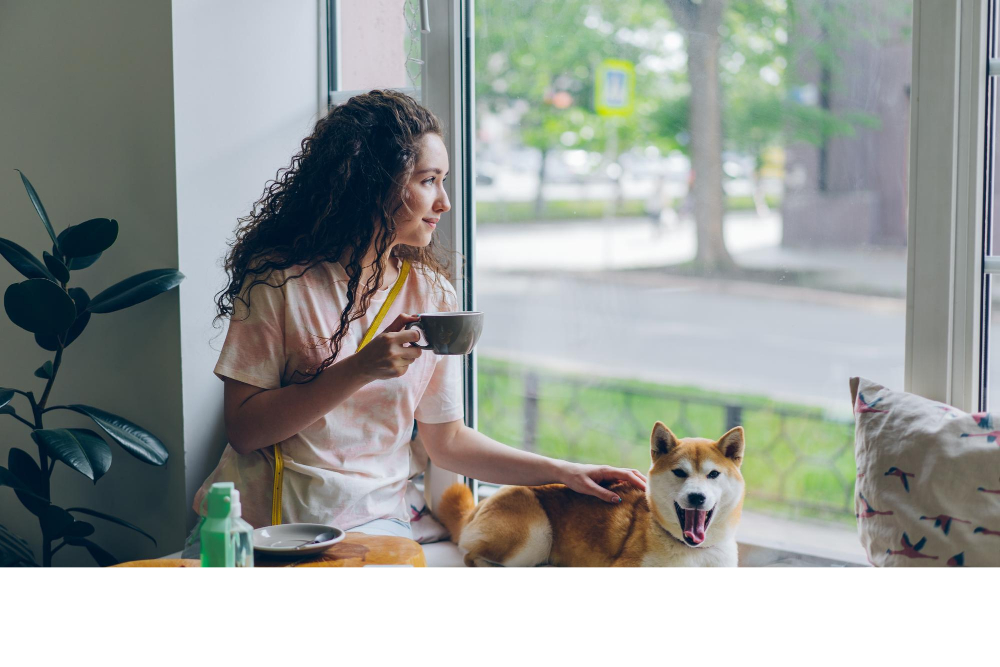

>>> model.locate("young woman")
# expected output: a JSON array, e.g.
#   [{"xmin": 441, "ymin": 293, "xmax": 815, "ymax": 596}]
[{"xmin": 189, "ymin": 90, "xmax": 646, "ymax": 546}]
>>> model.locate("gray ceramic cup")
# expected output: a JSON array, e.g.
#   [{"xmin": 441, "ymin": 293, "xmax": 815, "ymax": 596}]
[{"xmin": 404, "ymin": 311, "xmax": 484, "ymax": 355}]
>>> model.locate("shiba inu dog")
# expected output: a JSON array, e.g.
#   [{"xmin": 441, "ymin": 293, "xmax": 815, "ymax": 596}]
[{"xmin": 436, "ymin": 422, "xmax": 745, "ymax": 567}]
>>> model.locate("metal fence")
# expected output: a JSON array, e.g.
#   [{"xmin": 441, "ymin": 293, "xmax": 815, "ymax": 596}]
[{"xmin": 477, "ymin": 364, "xmax": 858, "ymax": 523}]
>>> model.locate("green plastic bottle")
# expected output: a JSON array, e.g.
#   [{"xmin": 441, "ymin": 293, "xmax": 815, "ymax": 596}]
[
  {"xmin": 200, "ymin": 482, "xmax": 235, "ymax": 567},
  {"xmin": 229, "ymin": 489, "xmax": 254, "ymax": 568}
]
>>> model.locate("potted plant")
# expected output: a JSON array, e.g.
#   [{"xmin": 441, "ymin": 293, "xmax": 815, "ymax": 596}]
[{"xmin": 0, "ymin": 171, "xmax": 183, "ymax": 566}]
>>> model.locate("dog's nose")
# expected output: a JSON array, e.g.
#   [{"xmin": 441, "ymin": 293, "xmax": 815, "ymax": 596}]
[{"xmin": 687, "ymin": 493, "xmax": 706, "ymax": 508}]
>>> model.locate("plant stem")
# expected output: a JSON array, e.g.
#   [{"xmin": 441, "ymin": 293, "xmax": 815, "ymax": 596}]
[
  {"xmin": 4, "ymin": 411, "xmax": 35, "ymax": 429},
  {"xmin": 37, "ymin": 346, "xmax": 63, "ymax": 412},
  {"xmin": 30, "ymin": 351, "xmax": 58, "ymax": 567}
]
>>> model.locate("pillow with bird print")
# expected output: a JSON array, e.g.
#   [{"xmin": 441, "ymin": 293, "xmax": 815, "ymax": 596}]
[{"xmin": 850, "ymin": 377, "xmax": 1000, "ymax": 567}]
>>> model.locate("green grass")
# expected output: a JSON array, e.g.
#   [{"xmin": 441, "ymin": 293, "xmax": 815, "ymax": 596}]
[
  {"xmin": 476, "ymin": 195, "xmax": 782, "ymax": 224},
  {"xmin": 476, "ymin": 199, "xmax": 645, "ymax": 223},
  {"xmin": 477, "ymin": 357, "xmax": 856, "ymax": 527}
]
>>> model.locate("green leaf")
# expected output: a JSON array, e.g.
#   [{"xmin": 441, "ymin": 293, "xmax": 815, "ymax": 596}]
[
  {"xmin": 34, "ymin": 361, "xmax": 53, "ymax": 379},
  {"xmin": 30, "ymin": 428, "xmax": 112, "ymax": 483},
  {"xmin": 52, "ymin": 404, "xmax": 168, "ymax": 465},
  {"xmin": 40, "ymin": 504, "xmax": 75, "ymax": 539},
  {"xmin": 69, "ymin": 286, "xmax": 90, "ymax": 313},
  {"xmin": 67, "ymin": 507, "xmax": 157, "ymax": 546},
  {"xmin": 0, "ymin": 406, "xmax": 14, "ymax": 415},
  {"xmin": 0, "ymin": 462, "xmax": 51, "ymax": 521},
  {"xmin": 15, "ymin": 170, "xmax": 60, "ymax": 251},
  {"xmin": 0, "ymin": 237, "xmax": 57, "ymax": 282},
  {"xmin": 4, "ymin": 278, "xmax": 77, "ymax": 335},
  {"xmin": 0, "ymin": 388, "xmax": 13, "ymax": 409},
  {"xmin": 35, "ymin": 287, "xmax": 91, "ymax": 350},
  {"xmin": 64, "ymin": 311, "xmax": 91, "ymax": 348},
  {"xmin": 0, "ymin": 523, "xmax": 37, "ymax": 567},
  {"xmin": 66, "ymin": 252, "xmax": 102, "ymax": 271},
  {"xmin": 58, "ymin": 218, "xmax": 118, "ymax": 258},
  {"xmin": 42, "ymin": 251, "xmax": 70, "ymax": 284},
  {"xmin": 87, "ymin": 268, "xmax": 184, "ymax": 314},
  {"xmin": 6, "ymin": 449, "xmax": 49, "ymax": 516},
  {"xmin": 34, "ymin": 335, "xmax": 58, "ymax": 352},
  {"xmin": 54, "ymin": 242, "xmax": 102, "ymax": 271},
  {"xmin": 62, "ymin": 521, "xmax": 96, "ymax": 543},
  {"xmin": 76, "ymin": 538, "xmax": 118, "ymax": 567},
  {"xmin": 0, "ymin": 464, "xmax": 49, "ymax": 505}
]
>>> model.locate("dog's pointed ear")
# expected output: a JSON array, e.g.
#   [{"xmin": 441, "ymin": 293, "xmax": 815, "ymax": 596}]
[
  {"xmin": 651, "ymin": 422, "xmax": 678, "ymax": 461},
  {"xmin": 717, "ymin": 426, "xmax": 745, "ymax": 468}
]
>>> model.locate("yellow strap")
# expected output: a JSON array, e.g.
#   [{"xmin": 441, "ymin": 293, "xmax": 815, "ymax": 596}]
[
  {"xmin": 271, "ymin": 445, "xmax": 284, "ymax": 526},
  {"xmin": 271, "ymin": 260, "xmax": 411, "ymax": 525}
]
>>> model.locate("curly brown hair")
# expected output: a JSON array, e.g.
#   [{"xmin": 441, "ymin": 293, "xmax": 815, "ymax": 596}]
[{"xmin": 215, "ymin": 90, "xmax": 452, "ymax": 382}]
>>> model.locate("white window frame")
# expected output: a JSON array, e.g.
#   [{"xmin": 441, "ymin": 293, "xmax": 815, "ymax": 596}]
[
  {"xmin": 321, "ymin": 0, "xmax": 424, "ymax": 109},
  {"xmin": 322, "ymin": 0, "xmax": 474, "ymax": 507},
  {"xmin": 906, "ymin": 0, "xmax": 991, "ymax": 412},
  {"xmin": 420, "ymin": 0, "xmax": 475, "ymax": 505}
]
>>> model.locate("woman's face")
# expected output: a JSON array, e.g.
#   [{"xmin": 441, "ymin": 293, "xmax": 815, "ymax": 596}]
[{"xmin": 395, "ymin": 133, "xmax": 450, "ymax": 247}]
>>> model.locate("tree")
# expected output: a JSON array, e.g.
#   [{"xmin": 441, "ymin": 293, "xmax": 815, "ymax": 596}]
[
  {"xmin": 662, "ymin": 0, "xmax": 733, "ymax": 271},
  {"xmin": 475, "ymin": 0, "xmax": 672, "ymax": 216}
]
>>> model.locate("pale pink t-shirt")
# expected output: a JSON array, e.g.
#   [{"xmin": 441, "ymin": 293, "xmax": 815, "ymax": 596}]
[{"xmin": 192, "ymin": 258, "xmax": 464, "ymax": 529}]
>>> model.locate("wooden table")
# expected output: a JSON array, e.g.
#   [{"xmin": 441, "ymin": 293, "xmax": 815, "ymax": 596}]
[{"xmin": 112, "ymin": 533, "xmax": 426, "ymax": 567}]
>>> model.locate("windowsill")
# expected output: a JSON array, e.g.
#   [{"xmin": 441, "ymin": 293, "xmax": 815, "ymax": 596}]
[
  {"xmin": 473, "ymin": 483, "xmax": 868, "ymax": 567},
  {"xmin": 736, "ymin": 510, "xmax": 868, "ymax": 567}
]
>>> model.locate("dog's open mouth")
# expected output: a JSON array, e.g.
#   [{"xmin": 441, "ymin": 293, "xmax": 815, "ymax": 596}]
[{"xmin": 675, "ymin": 502, "xmax": 714, "ymax": 546}]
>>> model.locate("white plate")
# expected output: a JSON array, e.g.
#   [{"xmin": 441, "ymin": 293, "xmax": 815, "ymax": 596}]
[{"xmin": 253, "ymin": 524, "xmax": 345, "ymax": 557}]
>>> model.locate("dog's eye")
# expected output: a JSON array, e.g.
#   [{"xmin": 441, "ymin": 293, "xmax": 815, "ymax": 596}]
[
  {"xmin": 672, "ymin": 469, "xmax": 688, "ymax": 478},
  {"xmin": 707, "ymin": 471, "xmax": 720, "ymax": 479}
]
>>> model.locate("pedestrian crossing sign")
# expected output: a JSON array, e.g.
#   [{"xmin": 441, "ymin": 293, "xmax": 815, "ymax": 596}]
[{"xmin": 595, "ymin": 59, "xmax": 635, "ymax": 117}]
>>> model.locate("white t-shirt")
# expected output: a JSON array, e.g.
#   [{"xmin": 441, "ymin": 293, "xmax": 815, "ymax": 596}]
[{"xmin": 192, "ymin": 257, "xmax": 464, "ymax": 529}]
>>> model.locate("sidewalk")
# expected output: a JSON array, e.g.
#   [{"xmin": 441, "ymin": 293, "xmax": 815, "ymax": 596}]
[{"xmin": 476, "ymin": 212, "xmax": 908, "ymax": 299}]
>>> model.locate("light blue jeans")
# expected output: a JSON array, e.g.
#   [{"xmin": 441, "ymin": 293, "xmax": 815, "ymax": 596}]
[{"xmin": 181, "ymin": 517, "xmax": 412, "ymax": 559}]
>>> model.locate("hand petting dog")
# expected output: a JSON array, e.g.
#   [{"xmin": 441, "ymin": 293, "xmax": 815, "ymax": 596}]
[{"xmin": 557, "ymin": 462, "xmax": 647, "ymax": 503}]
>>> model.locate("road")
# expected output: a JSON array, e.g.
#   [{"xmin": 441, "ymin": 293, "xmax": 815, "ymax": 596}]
[{"xmin": 475, "ymin": 269, "xmax": 904, "ymax": 416}]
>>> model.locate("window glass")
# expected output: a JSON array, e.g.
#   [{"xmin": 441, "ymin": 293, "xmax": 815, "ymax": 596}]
[
  {"xmin": 337, "ymin": 0, "xmax": 422, "ymax": 92},
  {"xmin": 474, "ymin": 0, "xmax": 912, "ymax": 541}
]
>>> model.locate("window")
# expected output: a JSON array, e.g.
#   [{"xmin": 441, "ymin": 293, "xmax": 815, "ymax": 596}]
[
  {"xmin": 326, "ymin": 0, "xmax": 425, "ymax": 106},
  {"xmin": 466, "ymin": 0, "xmax": 920, "ymax": 560},
  {"xmin": 458, "ymin": 0, "xmax": 995, "ymax": 562},
  {"xmin": 334, "ymin": 1, "xmax": 995, "ymax": 563}
]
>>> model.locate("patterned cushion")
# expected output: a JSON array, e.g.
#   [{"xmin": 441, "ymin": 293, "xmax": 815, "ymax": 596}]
[{"xmin": 851, "ymin": 377, "xmax": 1000, "ymax": 566}]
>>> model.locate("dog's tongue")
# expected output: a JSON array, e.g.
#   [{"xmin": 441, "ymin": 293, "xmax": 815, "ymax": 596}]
[{"xmin": 684, "ymin": 509, "xmax": 708, "ymax": 544}]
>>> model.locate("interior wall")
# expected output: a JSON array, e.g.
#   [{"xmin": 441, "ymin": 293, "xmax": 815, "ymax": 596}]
[
  {"xmin": 0, "ymin": 0, "xmax": 322, "ymax": 564},
  {"xmin": 172, "ymin": 0, "xmax": 321, "ymax": 534},
  {"xmin": 0, "ymin": 0, "xmax": 183, "ymax": 566}
]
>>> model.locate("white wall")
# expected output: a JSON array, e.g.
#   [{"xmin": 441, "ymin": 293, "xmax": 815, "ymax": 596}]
[
  {"xmin": 172, "ymin": 0, "xmax": 321, "ymax": 532},
  {"xmin": 0, "ymin": 0, "xmax": 322, "ymax": 564}
]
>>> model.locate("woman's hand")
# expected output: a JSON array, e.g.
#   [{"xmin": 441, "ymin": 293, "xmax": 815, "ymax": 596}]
[
  {"xmin": 557, "ymin": 461, "xmax": 648, "ymax": 503},
  {"xmin": 351, "ymin": 313, "xmax": 423, "ymax": 381}
]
